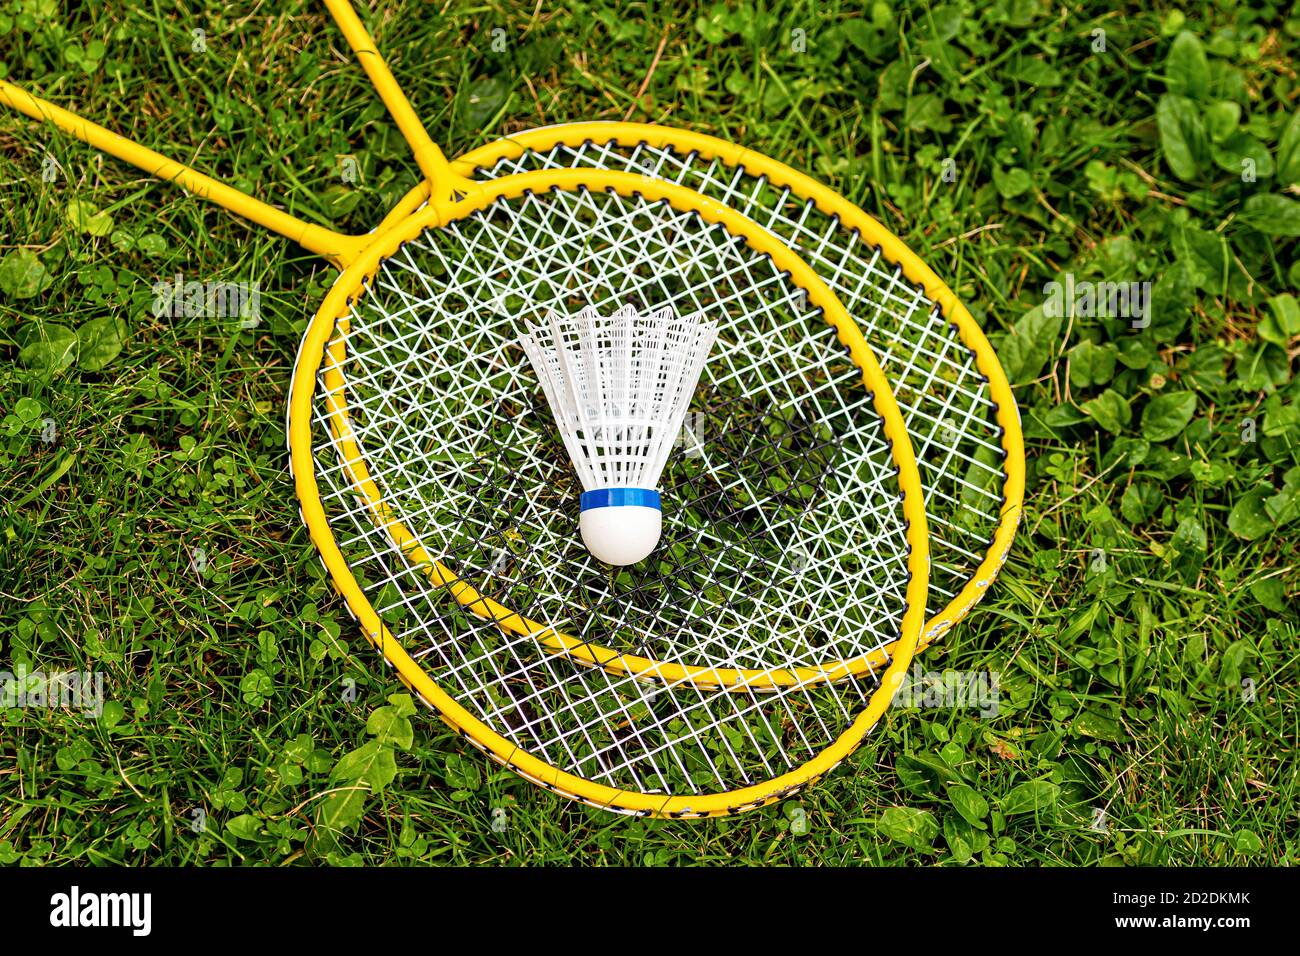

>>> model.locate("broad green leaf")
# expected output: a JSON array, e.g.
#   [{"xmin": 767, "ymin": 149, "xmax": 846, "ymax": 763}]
[
  {"xmin": 1082, "ymin": 389, "xmax": 1131, "ymax": 434},
  {"xmin": 1258, "ymin": 294, "xmax": 1300, "ymax": 347},
  {"xmin": 1095, "ymin": 234, "xmax": 1137, "ymax": 272},
  {"xmin": 1233, "ymin": 830, "xmax": 1263, "ymax": 855},
  {"xmin": 993, "ymin": 165, "xmax": 1032, "ymax": 198},
  {"xmin": 904, "ymin": 93, "xmax": 951, "ymax": 134},
  {"xmin": 109, "ymin": 229, "xmax": 137, "ymax": 253},
  {"xmin": 316, "ymin": 787, "xmax": 368, "ymax": 834},
  {"xmin": 1274, "ymin": 471, "xmax": 1300, "ymax": 516},
  {"xmin": 1044, "ymin": 403, "xmax": 1089, "ymax": 428},
  {"xmin": 65, "ymin": 199, "xmax": 114, "ymax": 237},
  {"xmin": 1239, "ymin": 194, "xmax": 1300, "ymax": 236},
  {"xmin": 1172, "ymin": 222, "xmax": 1227, "ymax": 294},
  {"xmin": 136, "ymin": 233, "xmax": 168, "ymax": 257},
  {"xmin": 1145, "ymin": 261, "xmax": 1194, "ymax": 344},
  {"xmin": 365, "ymin": 705, "xmax": 414, "ymax": 749},
  {"xmin": 1228, "ymin": 487, "xmax": 1273, "ymax": 540},
  {"xmin": 1141, "ymin": 391, "xmax": 1196, "ymax": 442},
  {"xmin": 694, "ymin": 6, "xmax": 728, "ymax": 43},
  {"xmin": 1250, "ymin": 577, "xmax": 1285, "ymax": 613},
  {"xmin": 387, "ymin": 693, "xmax": 417, "ymax": 717},
  {"xmin": 1277, "ymin": 107, "xmax": 1300, "ymax": 186},
  {"xmin": 1068, "ymin": 339, "xmax": 1117, "ymax": 389},
  {"xmin": 99, "ymin": 700, "xmax": 125, "ymax": 729},
  {"xmin": 1220, "ymin": 640, "xmax": 1251, "ymax": 689},
  {"xmin": 226, "ymin": 814, "xmax": 265, "ymax": 841},
  {"xmin": 877, "ymin": 57, "xmax": 911, "ymax": 112},
  {"xmin": 947, "ymin": 784, "xmax": 989, "ymax": 827},
  {"xmin": 896, "ymin": 752, "xmax": 964, "ymax": 795},
  {"xmin": 1156, "ymin": 94, "xmax": 1206, "ymax": 181},
  {"xmin": 284, "ymin": 733, "xmax": 313, "ymax": 764},
  {"xmin": 925, "ymin": 3, "xmax": 962, "ymax": 41},
  {"xmin": 1276, "ymin": 469, "xmax": 1300, "ymax": 517},
  {"xmin": 13, "ymin": 396, "xmax": 43, "ymax": 423},
  {"xmin": 75, "ymin": 316, "xmax": 125, "ymax": 371},
  {"xmin": 1265, "ymin": 477, "xmax": 1298, "ymax": 526},
  {"xmin": 944, "ymin": 823, "xmax": 974, "ymax": 863},
  {"xmin": 332, "ymin": 739, "xmax": 398, "ymax": 790},
  {"xmin": 839, "ymin": 19, "xmax": 877, "ymax": 54},
  {"xmin": 1165, "ymin": 31, "xmax": 1209, "ymax": 100},
  {"xmin": 1210, "ymin": 133, "xmax": 1274, "ymax": 179},
  {"xmin": 1000, "ymin": 780, "xmax": 1060, "ymax": 815},
  {"xmin": 1120, "ymin": 482, "xmax": 1163, "ymax": 524},
  {"xmin": 1072, "ymin": 710, "xmax": 1126, "ymax": 741},
  {"xmin": 1269, "ymin": 293, "xmax": 1300, "ymax": 335},
  {"xmin": 0, "ymin": 249, "xmax": 53, "ymax": 298},
  {"xmin": 877, "ymin": 806, "xmax": 939, "ymax": 851},
  {"xmin": 999, "ymin": 304, "xmax": 1062, "ymax": 385},
  {"xmin": 1005, "ymin": 111, "xmax": 1036, "ymax": 159},
  {"xmin": 944, "ymin": 817, "xmax": 990, "ymax": 863},
  {"xmin": 18, "ymin": 322, "xmax": 77, "ymax": 376},
  {"xmin": 1204, "ymin": 100, "xmax": 1240, "ymax": 143},
  {"xmin": 1008, "ymin": 54, "xmax": 1061, "ymax": 87}
]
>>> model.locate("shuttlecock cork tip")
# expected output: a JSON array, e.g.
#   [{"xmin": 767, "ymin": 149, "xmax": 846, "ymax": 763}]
[
  {"xmin": 520, "ymin": 304, "xmax": 717, "ymax": 566},
  {"xmin": 580, "ymin": 489, "xmax": 662, "ymax": 565}
]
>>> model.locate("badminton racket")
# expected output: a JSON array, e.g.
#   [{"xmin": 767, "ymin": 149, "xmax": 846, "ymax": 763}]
[{"xmin": 0, "ymin": 4, "xmax": 929, "ymax": 814}]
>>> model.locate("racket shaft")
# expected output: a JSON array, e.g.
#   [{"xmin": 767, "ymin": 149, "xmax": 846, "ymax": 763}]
[
  {"xmin": 321, "ymin": 0, "xmax": 472, "ymax": 196},
  {"xmin": 0, "ymin": 79, "xmax": 365, "ymax": 267}
]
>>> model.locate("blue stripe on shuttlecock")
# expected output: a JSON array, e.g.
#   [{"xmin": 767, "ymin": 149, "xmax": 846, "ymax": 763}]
[{"xmin": 580, "ymin": 488, "xmax": 661, "ymax": 512}]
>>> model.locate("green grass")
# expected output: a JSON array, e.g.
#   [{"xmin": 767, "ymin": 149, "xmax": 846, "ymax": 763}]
[{"xmin": 1, "ymin": 0, "xmax": 1297, "ymax": 865}]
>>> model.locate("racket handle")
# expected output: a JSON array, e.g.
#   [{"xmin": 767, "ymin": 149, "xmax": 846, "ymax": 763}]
[{"xmin": 0, "ymin": 80, "xmax": 367, "ymax": 268}]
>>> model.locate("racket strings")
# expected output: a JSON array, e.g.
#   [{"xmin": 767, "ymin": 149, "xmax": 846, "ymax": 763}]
[
  {"xmin": 310, "ymin": 184, "xmax": 914, "ymax": 802},
  {"xmin": 475, "ymin": 143, "xmax": 1006, "ymax": 611},
  {"xmin": 322, "ymin": 187, "xmax": 913, "ymax": 669},
  {"xmin": 333, "ymin": 517, "xmax": 880, "ymax": 801},
  {"xmin": 322, "ymin": 311, "xmax": 909, "ymax": 673}
]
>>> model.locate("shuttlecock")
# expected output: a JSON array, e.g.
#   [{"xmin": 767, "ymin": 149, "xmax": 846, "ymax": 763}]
[{"xmin": 520, "ymin": 305, "xmax": 717, "ymax": 566}]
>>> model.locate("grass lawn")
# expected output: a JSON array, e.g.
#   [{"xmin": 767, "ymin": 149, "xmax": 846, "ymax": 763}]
[{"xmin": 0, "ymin": 0, "xmax": 1296, "ymax": 865}]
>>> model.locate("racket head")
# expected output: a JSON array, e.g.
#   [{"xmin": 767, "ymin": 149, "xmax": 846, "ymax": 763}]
[
  {"xmin": 290, "ymin": 166, "xmax": 929, "ymax": 815},
  {"xmin": 411, "ymin": 123, "xmax": 1024, "ymax": 651}
]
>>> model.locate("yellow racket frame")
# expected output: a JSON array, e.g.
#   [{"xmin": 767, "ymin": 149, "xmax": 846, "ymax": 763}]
[
  {"xmin": 0, "ymin": 13, "xmax": 933, "ymax": 811},
  {"xmin": 299, "ymin": 178, "xmax": 930, "ymax": 814}
]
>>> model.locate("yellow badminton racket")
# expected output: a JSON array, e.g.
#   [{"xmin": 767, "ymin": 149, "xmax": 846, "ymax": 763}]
[{"xmin": 0, "ymin": 2, "xmax": 929, "ymax": 815}]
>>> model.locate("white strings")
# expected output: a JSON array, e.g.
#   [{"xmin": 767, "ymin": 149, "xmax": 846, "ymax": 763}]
[
  {"xmin": 474, "ymin": 142, "xmax": 1008, "ymax": 611},
  {"xmin": 310, "ymin": 185, "xmax": 915, "ymax": 804}
]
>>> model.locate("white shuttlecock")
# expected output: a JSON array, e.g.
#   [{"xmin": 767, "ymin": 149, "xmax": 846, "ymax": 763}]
[{"xmin": 520, "ymin": 304, "xmax": 717, "ymax": 566}]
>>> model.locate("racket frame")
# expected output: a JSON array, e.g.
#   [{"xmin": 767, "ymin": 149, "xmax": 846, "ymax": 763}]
[
  {"xmin": 0, "ymin": 38, "xmax": 933, "ymax": 815},
  {"xmin": 294, "ymin": 171, "xmax": 930, "ymax": 815}
]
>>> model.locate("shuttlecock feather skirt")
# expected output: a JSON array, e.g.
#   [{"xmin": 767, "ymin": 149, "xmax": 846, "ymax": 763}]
[{"xmin": 520, "ymin": 305, "xmax": 717, "ymax": 565}]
